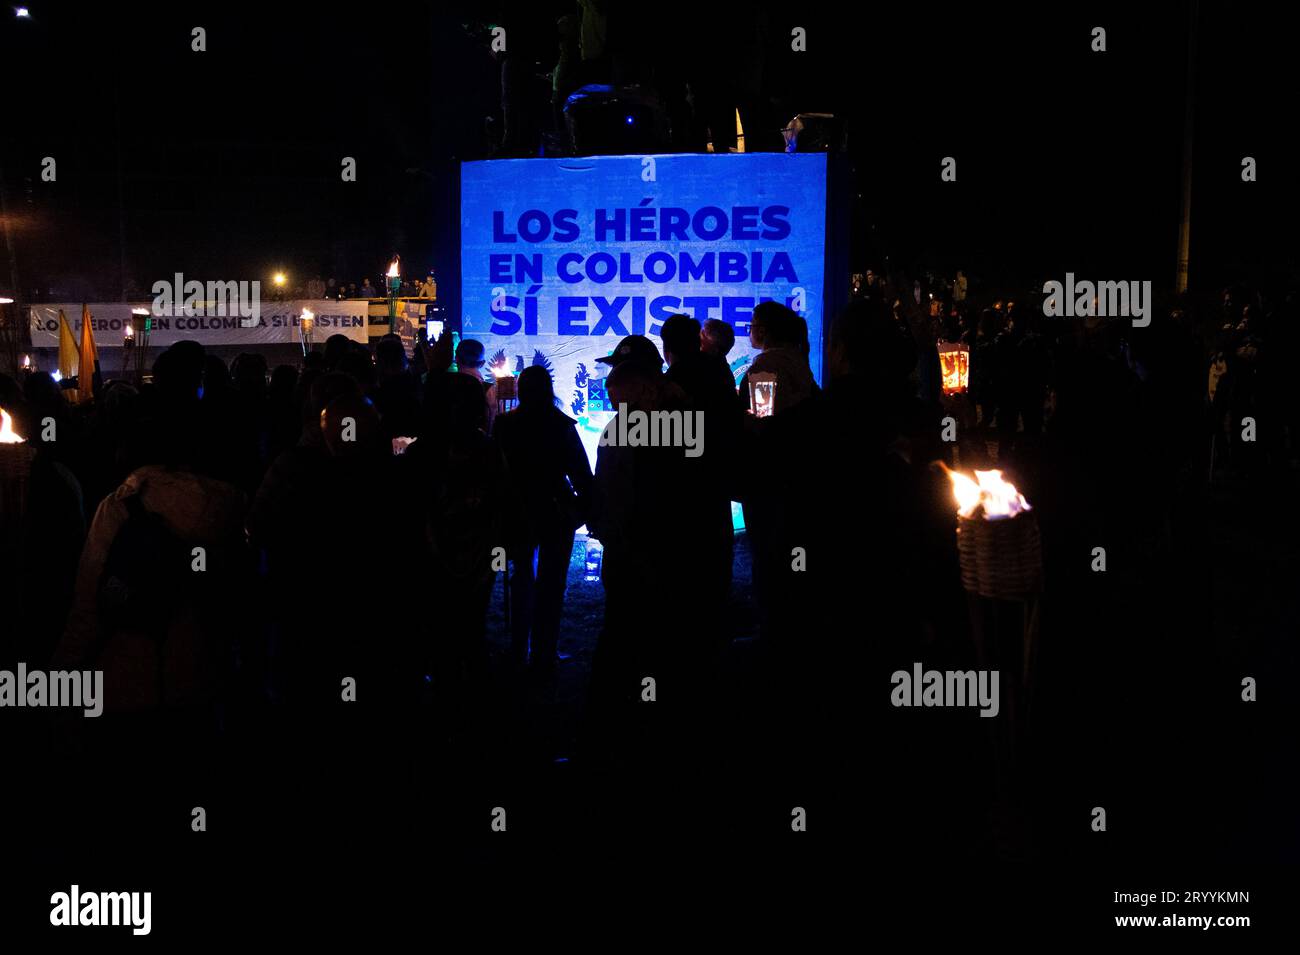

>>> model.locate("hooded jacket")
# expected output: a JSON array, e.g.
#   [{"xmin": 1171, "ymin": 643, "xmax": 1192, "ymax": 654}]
[{"xmin": 54, "ymin": 466, "xmax": 246, "ymax": 713}]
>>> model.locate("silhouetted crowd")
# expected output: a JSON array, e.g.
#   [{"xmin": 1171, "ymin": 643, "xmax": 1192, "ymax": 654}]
[{"xmin": 2, "ymin": 281, "xmax": 1298, "ymax": 854}]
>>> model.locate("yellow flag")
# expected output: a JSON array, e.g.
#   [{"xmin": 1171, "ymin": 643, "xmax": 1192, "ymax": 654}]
[
  {"xmin": 77, "ymin": 303, "xmax": 98, "ymax": 403},
  {"xmin": 57, "ymin": 309, "xmax": 79, "ymax": 380}
]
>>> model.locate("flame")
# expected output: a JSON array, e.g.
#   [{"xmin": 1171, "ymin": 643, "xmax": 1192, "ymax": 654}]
[
  {"xmin": 946, "ymin": 467, "xmax": 1030, "ymax": 520},
  {"xmin": 124, "ymin": 323, "xmax": 135, "ymax": 339},
  {"xmin": 0, "ymin": 407, "xmax": 25, "ymax": 444},
  {"xmin": 301, "ymin": 308, "xmax": 315, "ymax": 324},
  {"xmin": 21, "ymin": 354, "xmax": 31, "ymax": 369},
  {"xmin": 386, "ymin": 259, "xmax": 400, "ymax": 279}
]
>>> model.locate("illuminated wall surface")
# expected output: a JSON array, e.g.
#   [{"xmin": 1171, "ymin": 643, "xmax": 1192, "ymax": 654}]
[{"xmin": 461, "ymin": 153, "xmax": 829, "ymax": 491}]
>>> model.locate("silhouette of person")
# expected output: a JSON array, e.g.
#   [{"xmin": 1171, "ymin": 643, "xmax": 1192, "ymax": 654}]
[{"xmin": 493, "ymin": 366, "xmax": 592, "ymax": 671}]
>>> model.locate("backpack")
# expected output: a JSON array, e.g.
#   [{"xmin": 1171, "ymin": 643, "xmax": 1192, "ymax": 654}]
[{"xmin": 98, "ymin": 493, "xmax": 190, "ymax": 639}]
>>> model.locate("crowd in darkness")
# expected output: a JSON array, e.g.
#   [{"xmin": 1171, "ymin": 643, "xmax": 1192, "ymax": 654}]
[{"xmin": 1, "ymin": 275, "xmax": 1297, "ymax": 861}]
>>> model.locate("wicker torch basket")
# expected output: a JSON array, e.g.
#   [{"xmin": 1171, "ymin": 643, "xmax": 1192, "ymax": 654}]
[
  {"xmin": 0, "ymin": 444, "xmax": 38, "ymax": 543},
  {"xmin": 494, "ymin": 375, "xmax": 517, "ymax": 401},
  {"xmin": 956, "ymin": 509, "xmax": 1044, "ymax": 601}
]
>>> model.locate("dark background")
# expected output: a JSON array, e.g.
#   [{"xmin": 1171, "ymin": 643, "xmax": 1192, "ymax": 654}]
[
  {"xmin": 1, "ymin": 2, "xmax": 1294, "ymax": 304},
  {"xmin": 1, "ymin": 1, "xmax": 1296, "ymax": 939}
]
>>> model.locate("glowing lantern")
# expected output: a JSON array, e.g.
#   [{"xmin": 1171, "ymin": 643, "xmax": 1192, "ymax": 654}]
[
  {"xmin": 749, "ymin": 371, "xmax": 777, "ymax": 418},
  {"xmin": 584, "ymin": 536, "xmax": 604, "ymax": 582},
  {"xmin": 937, "ymin": 340, "xmax": 970, "ymax": 395}
]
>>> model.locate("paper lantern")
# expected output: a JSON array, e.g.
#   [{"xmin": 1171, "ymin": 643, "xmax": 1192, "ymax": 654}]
[
  {"xmin": 748, "ymin": 371, "xmax": 777, "ymax": 418},
  {"xmin": 937, "ymin": 340, "xmax": 970, "ymax": 395}
]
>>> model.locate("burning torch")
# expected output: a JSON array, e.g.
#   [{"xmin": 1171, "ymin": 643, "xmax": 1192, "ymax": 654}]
[
  {"xmin": 386, "ymin": 257, "xmax": 401, "ymax": 334},
  {"xmin": 129, "ymin": 307, "xmax": 151, "ymax": 384},
  {"xmin": 300, "ymin": 307, "xmax": 315, "ymax": 356}
]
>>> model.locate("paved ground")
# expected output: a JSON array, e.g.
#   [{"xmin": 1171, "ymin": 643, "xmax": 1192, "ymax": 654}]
[
  {"xmin": 468, "ymin": 467, "xmax": 1299, "ymax": 874},
  {"xmin": 476, "ymin": 531, "xmax": 759, "ymax": 765}
]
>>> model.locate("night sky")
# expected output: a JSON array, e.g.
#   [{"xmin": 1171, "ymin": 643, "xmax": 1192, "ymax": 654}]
[{"xmin": 2, "ymin": 2, "xmax": 1293, "ymax": 302}]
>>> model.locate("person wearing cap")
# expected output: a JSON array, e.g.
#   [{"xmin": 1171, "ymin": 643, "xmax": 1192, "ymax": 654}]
[
  {"xmin": 586, "ymin": 338, "xmax": 708, "ymax": 756},
  {"xmin": 586, "ymin": 342, "xmax": 665, "ymax": 742},
  {"xmin": 594, "ymin": 332, "xmax": 695, "ymax": 414},
  {"xmin": 593, "ymin": 333, "xmax": 664, "ymax": 375},
  {"xmin": 585, "ymin": 359, "xmax": 662, "ymax": 751},
  {"xmin": 454, "ymin": 338, "xmax": 498, "ymax": 433},
  {"xmin": 587, "ymin": 339, "xmax": 663, "ymax": 561}
]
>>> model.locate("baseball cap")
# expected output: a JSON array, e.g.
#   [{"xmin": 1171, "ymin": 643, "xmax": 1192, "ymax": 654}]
[{"xmin": 595, "ymin": 334, "xmax": 663, "ymax": 371}]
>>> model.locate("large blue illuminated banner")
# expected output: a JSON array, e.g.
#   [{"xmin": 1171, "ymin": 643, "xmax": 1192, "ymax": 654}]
[{"xmin": 460, "ymin": 153, "xmax": 828, "ymax": 454}]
